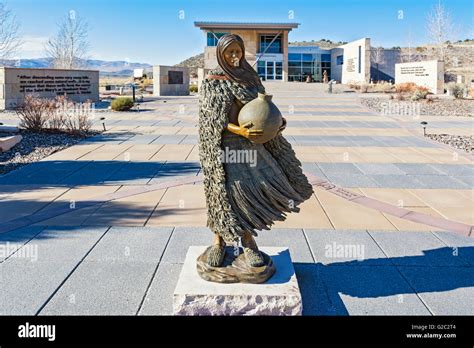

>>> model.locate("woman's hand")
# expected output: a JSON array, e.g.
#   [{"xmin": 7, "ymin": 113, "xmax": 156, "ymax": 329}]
[
  {"xmin": 227, "ymin": 122, "xmax": 264, "ymax": 140},
  {"xmin": 277, "ymin": 117, "xmax": 287, "ymax": 135}
]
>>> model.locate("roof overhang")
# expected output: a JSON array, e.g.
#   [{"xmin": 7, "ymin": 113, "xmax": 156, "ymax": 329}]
[{"xmin": 194, "ymin": 21, "xmax": 299, "ymax": 31}]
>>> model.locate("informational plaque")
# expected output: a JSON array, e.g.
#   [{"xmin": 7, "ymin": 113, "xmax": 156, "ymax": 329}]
[
  {"xmin": 346, "ymin": 58, "xmax": 355, "ymax": 72},
  {"xmin": 168, "ymin": 71, "xmax": 184, "ymax": 85}
]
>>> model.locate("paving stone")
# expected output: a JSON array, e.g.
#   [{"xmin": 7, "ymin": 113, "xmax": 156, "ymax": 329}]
[
  {"xmin": 293, "ymin": 263, "xmax": 336, "ymax": 315},
  {"xmin": 301, "ymin": 162, "xmax": 327, "ymax": 179},
  {"xmin": 453, "ymin": 175, "xmax": 473, "ymax": 187},
  {"xmin": 103, "ymin": 162, "xmax": 165, "ymax": 185},
  {"xmin": 0, "ymin": 226, "xmax": 46, "ymax": 262},
  {"xmin": 355, "ymin": 163, "xmax": 405, "ymax": 175},
  {"xmin": 305, "ymin": 229, "xmax": 389, "ymax": 266},
  {"xmin": 253, "ymin": 228, "xmax": 313, "ymax": 263},
  {"xmin": 429, "ymin": 164, "xmax": 474, "ymax": 176},
  {"xmin": 60, "ymin": 161, "xmax": 126, "ymax": 185},
  {"xmin": 139, "ymin": 263, "xmax": 183, "ymax": 315},
  {"xmin": 368, "ymin": 231, "xmax": 469, "ymax": 267},
  {"xmin": 393, "ymin": 163, "xmax": 444, "ymax": 175},
  {"xmin": 368, "ymin": 174, "xmax": 425, "ymax": 189},
  {"xmin": 161, "ymin": 227, "xmax": 211, "ymax": 263},
  {"xmin": 323, "ymin": 173, "xmax": 380, "ymax": 188},
  {"xmin": 84, "ymin": 226, "xmax": 173, "ymax": 263},
  {"xmin": 317, "ymin": 265, "xmax": 431, "ymax": 315},
  {"xmin": 398, "ymin": 267, "xmax": 474, "ymax": 315},
  {"xmin": 317, "ymin": 162, "xmax": 363, "ymax": 175},
  {"xmin": 148, "ymin": 162, "xmax": 201, "ymax": 184},
  {"xmin": 0, "ymin": 226, "xmax": 108, "ymax": 315},
  {"xmin": 412, "ymin": 174, "xmax": 468, "ymax": 189},
  {"xmin": 150, "ymin": 135, "xmax": 186, "ymax": 144},
  {"xmin": 38, "ymin": 226, "xmax": 172, "ymax": 315},
  {"xmin": 40, "ymin": 261, "xmax": 156, "ymax": 315},
  {"xmin": 432, "ymin": 231, "xmax": 474, "ymax": 267}
]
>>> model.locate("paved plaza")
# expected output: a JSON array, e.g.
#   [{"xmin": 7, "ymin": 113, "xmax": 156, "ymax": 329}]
[{"xmin": 0, "ymin": 83, "xmax": 473, "ymax": 315}]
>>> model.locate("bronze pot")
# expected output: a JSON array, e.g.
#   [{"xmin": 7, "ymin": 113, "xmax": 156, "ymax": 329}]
[{"xmin": 238, "ymin": 93, "xmax": 283, "ymax": 144}]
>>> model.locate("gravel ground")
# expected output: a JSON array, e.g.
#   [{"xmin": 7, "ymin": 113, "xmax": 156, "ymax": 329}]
[
  {"xmin": 360, "ymin": 97, "xmax": 474, "ymax": 117},
  {"xmin": 426, "ymin": 134, "xmax": 473, "ymax": 153},
  {"xmin": 0, "ymin": 130, "xmax": 96, "ymax": 175}
]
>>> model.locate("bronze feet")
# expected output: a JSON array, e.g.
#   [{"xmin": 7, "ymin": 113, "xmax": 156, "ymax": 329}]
[
  {"xmin": 206, "ymin": 233, "xmax": 226, "ymax": 267},
  {"xmin": 206, "ymin": 244, "xmax": 225, "ymax": 267},
  {"xmin": 241, "ymin": 232, "xmax": 265, "ymax": 267},
  {"xmin": 197, "ymin": 231, "xmax": 275, "ymax": 283}
]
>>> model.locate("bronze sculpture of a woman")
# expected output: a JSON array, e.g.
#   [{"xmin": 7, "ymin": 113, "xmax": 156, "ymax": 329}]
[{"xmin": 198, "ymin": 34, "xmax": 313, "ymax": 282}]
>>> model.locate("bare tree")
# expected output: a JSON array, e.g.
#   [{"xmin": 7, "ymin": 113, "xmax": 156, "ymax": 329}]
[
  {"xmin": 46, "ymin": 11, "xmax": 89, "ymax": 69},
  {"xmin": 370, "ymin": 46, "xmax": 385, "ymax": 81},
  {"xmin": 426, "ymin": 1, "xmax": 456, "ymax": 61},
  {"xmin": 0, "ymin": 1, "xmax": 22, "ymax": 59}
]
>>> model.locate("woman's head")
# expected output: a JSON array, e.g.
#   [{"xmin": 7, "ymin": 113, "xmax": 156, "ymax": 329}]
[{"xmin": 216, "ymin": 34, "xmax": 262, "ymax": 89}]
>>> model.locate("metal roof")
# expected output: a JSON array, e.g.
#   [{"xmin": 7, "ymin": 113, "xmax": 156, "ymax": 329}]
[{"xmin": 194, "ymin": 21, "xmax": 300, "ymax": 30}]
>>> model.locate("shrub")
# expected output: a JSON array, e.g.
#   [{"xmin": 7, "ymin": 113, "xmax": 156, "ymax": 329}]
[
  {"xmin": 395, "ymin": 82, "xmax": 417, "ymax": 94},
  {"xmin": 16, "ymin": 94, "xmax": 94, "ymax": 134},
  {"xmin": 111, "ymin": 97, "xmax": 134, "ymax": 111},
  {"xmin": 373, "ymin": 81, "xmax": 394, "ymax": 93},
  {"xmin": 189, "ymin": 85, "xmax": 198, "ymax": 93},
  {"xmin": 470, "ymin": 87, "xmax": 474, "ymax": 99},
  {"xmin": 16, "ymin": 95, "xmax": 55, "ymax": 131},
  {"xmin": 358, "ymin": 83, "xmax": 370, "ymax": 93},
  {"xmin": 411, "ymin": 86, "xmax": 431, "ymax": 101},
  {"xmin": 447, "ymin": 83, "xmax": 468, "ymax": 99}
]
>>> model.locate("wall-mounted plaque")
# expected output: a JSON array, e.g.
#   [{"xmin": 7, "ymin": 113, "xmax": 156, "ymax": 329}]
[{"xmin": 168, "ymin": 71, "xmax": 184, "ymax": 85}]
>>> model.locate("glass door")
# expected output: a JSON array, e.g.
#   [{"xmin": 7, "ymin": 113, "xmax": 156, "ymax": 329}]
[{"xmin": 257, "ymin": 61, "xmax": 283, "ymax": 81}]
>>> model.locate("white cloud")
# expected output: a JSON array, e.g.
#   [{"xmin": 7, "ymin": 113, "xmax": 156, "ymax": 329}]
[{"xmin": 16, "ymin": 35, "xmax": 49, "ymax": 59}]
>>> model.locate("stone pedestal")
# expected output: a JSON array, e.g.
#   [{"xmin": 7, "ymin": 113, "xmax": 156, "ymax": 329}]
[{"xmin": 173, "ymin": 246, "xmax": 302, "ymax": 316}]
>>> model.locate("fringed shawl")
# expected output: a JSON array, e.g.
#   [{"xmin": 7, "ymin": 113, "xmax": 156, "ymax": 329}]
[{"xmin": 198, "ymin": 69, "xmax": 313, "ymax": 243}]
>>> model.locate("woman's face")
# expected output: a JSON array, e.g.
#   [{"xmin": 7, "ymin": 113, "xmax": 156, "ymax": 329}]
[{"xmin": 223, "ymin": 42, "xmax": 243, "ymax": 67}]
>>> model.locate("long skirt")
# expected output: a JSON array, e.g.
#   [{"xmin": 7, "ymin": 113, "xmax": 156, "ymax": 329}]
[{"xmin": 221, "ymin": 131, "xmax": 305, "ymax": 232}]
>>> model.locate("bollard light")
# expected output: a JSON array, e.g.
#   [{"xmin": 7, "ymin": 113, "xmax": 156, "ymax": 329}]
[
  {"xmin": 420, "ymin": 121, "xmax": 428, "ymax": 136},
  {"xmin": 100, "ymin": 117, "xmax": 106, "ymax": 131}
]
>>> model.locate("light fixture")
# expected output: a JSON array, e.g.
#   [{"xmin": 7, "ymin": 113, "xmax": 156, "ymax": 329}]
[{"xmin": 420, "ymin": 121, "xmax": 428, "ymax": 136}]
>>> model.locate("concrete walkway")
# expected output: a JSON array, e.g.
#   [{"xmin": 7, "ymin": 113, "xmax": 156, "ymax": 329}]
[{"xmin": 0, "ymin": 82, "xmax": 473, "ymax": 315}]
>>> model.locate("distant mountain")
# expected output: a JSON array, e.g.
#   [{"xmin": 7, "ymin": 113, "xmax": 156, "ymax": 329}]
[
  {"xmin": 0, "ymin": 58, "xmax": 152, "ymax": 77},
  {"xmin": 175, "ymin": 53, "xmax": 204, "ymax": 75}
]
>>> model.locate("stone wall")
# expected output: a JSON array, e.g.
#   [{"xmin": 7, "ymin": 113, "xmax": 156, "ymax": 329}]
[
  {"xmin": 0, "ymin": 67, "xmax": 99, "ymax": 110},
  {"xmin": 153, "ymin": 65, "xmax": 190, "ymax": 96},
  {"xmin": 338, "ymin": 38, "xmax": 371, "ymax": 84},
  {"xmin": 395, "ymin": 60, "xmax": 444, "ymax": 94}
]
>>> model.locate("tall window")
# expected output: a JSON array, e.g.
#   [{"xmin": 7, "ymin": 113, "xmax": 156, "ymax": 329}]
[
  {"xmin": 358, "ymin": 46, "xmax": 361, "ymax": 73},
  {"xmin": 287, "ymin": 52, "xmax": 332, "ymax": 82},
  {"xmin": 207, "ymin": 32, "xmax": 227, "ymax": 46},
  {"xmin": 259, "ymin": 35, "xmax": 282, "ymax": 53}
]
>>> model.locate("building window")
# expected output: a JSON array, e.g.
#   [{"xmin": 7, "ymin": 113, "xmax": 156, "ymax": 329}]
[
  {"xmin": 336, "ymin": 55, "xmax": 343, "ymax": 65},
  {"xmin": 259, "ymin": 34, "xmax": 282, "ymax": 54},
  {"xmin": 207, "ymin": 32, "xmax": 227, "ymax": 46},
  {"xmin": 358, "ymin": 46, "xmax": 361, "ymax": 73},
  {"xmin": 287, "ymin": 51, "xmax": 331, "ymax": 82},
  {"xmin": 321, "ymin": 54, "xmax": 331, "ymax": 62}
]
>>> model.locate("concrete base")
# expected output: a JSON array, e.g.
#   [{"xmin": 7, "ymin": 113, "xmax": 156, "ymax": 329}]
[
  {"xmin": 173, "ymin": 246, "xmax": 302, "ymax": 316},
  {"xmin": 0, "ymin": 135, "xmax": 22, "ymax": 152}
]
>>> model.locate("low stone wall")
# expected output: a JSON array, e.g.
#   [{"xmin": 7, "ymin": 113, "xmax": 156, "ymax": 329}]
[
  {"xmin": 0, "ymin": 67, "xmax": 100, "ymax": 110},
  {"xmin": 153, "ymin": 65, "xmax": 189, "ymax": 96}
]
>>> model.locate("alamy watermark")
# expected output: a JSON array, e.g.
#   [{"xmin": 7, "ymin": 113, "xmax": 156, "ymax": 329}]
[
  {"xmin": 219, "ymin": 147, "xmax": 257, "ymax": 167},
  {"xmin": 325, "ymin": 242, "xmax": 365, "ymax": 260},
  {"xmin": 0, "ymin": 242, "xmax": 38, "ymax": 262},
  {"xmin": 380, "ymin": 101, "xmax": 420, "ymax": 118}
]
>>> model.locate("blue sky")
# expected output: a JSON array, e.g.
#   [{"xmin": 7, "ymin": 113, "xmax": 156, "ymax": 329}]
[{"xmin": 11, "ymin": 0, "xmax": 473, "ymax": 64}]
